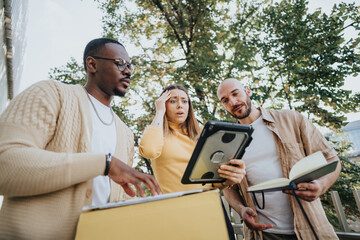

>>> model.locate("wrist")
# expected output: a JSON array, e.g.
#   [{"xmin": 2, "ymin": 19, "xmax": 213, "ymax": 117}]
[
  {"xmin": 155, "ymin": 109, "xmax": 166, "ymax": 116},
  {"xmin": 104, "ymin": 153, "xmax": 112, "ymax": 176},
  {"xmin": 239, "ymin": 206, "xmax": 247, "ymax": 217}
]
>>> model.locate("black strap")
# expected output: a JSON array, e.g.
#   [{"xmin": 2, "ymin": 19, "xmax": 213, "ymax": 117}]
[
  {"xmin": 220, "ymin": 201, "xmax": 236, "ymax": 240},
  {"xmin": 251, "ymin": 183, "xmax": 319, "ymax": 239},
  {"xmin": 252, "ymin": 191, "xmax": 265, "ymax": 210},
  {"xmin": 289, "ymin": 181, "xmax": 319, "ymax": 240}
]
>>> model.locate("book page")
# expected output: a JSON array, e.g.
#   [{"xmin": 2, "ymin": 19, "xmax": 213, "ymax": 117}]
[
  {"xmin": 247, "ymin": 178, "xmax": 290, "ymax": 192},
  {"xmin": 289, "ymin": 151, "xmax": 327, "ymax": 180}
]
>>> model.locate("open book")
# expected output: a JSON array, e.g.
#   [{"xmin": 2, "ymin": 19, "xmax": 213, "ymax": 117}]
[{"xmin": 247, "ymin": 151, "xmax": 338, "ymax": 193}]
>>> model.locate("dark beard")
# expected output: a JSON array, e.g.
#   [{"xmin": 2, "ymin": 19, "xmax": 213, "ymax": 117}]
[
  {"xmin": 229, "ymin": 98, "xmax": 252, "ymax": 120},
  {"xmin": 113, "ymin": 88, "xmax": 126, "ymax": 97}
]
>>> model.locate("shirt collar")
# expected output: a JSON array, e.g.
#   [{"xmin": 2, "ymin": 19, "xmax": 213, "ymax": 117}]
[
  {"xmin": 258, "ymin": 107, "xmax": 275, "ymax": 124},
  {"xmin": 168, "ymin": 121, "xmax": 182, "ymax": 131}
]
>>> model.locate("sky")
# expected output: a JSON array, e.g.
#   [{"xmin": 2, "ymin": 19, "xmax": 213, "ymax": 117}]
[
  {"xmin": 19, "ymin": 0, "xmax": 360, "ymax": 123},
  {"xmin": 20, "ymin": 0, "xmax": 103, "ymax": 90}
]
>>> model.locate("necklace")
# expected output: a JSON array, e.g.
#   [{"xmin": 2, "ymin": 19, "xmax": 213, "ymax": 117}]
[{"xmin": 83, "ymin": 87, "xmax": 114, "ymax": 126}]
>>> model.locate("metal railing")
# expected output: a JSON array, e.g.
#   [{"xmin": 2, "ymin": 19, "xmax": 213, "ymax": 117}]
[
  {"xmin": 332, "ymin": 190, "xmax": 360, "ymax": 239},
  {"xmin": 221, "ymin": 190, "xmax": 360, "ymax": 240}
]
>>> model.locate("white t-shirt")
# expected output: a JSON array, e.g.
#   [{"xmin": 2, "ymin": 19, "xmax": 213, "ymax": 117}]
[
  {"xmin": 88, "ymin": 94, "xmax": 117, "ymax": 206},
  {"xmin": 242, "ymin": 116, "xmax": 295, "ymax": 234}
]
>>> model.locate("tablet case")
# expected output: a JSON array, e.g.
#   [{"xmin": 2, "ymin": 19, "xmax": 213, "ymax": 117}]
[{"xmin": 181, "ymin": 121, "xmax": 253, "ymax": 184}]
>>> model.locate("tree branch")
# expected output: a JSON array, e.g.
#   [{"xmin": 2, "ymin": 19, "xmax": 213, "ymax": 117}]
[{"xmin": 152, "ymin": 0, "xmax": 187, "ymax": 54}]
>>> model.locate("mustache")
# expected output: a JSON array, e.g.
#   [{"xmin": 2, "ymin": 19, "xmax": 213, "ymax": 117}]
[
  {"xmin": 120, "ymin": 77, "xmax": 131, "ymax": 82},
  {"xmin": 232, "ymin": 104, "xmax": 243, "ymax": 112}
]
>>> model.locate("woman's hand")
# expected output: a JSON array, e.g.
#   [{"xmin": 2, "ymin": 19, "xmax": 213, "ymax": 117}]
[
  {"xmin": 216, "ymin": 159, "xmax": 246, "ymax": 188},
  {"xmin": 155, "ymin": 90, "xmax": 171, "ymax": 114},
  {"xmin": 151, "ymin": 90, "xmax": 171, "ymax": 127}
]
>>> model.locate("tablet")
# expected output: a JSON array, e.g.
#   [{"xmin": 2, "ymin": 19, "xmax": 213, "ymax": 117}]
[{"xmin": 181, "ymin": 121, "xmax": 253, "ymax": 184}]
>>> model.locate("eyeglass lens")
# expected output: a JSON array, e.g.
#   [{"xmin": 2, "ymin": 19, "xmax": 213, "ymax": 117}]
[{"xmin": 117, "ymin": 62, "xmax": 134, "ymax": 72}]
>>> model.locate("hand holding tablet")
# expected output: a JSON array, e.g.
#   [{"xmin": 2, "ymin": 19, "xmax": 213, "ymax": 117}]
[{"xmin": 181, "ymin": 121, "xmax": 253, "ymax": 184}]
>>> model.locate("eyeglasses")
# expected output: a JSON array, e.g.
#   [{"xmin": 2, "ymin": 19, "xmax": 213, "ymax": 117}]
[{"xmin": 91, "ymin": 56, "xmax": 134, "ymax": 72}]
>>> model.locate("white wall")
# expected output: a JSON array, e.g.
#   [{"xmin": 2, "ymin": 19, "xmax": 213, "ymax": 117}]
[
  {"xmin": 0, "ymin": 0, "xmax": 29, "ymax": 209},
  {"xmin": 11, "ymin": 0, "xmax": 28, "ymax": 97},
  {"xmin": 0, "ymin": 0, "xmax": 8, "ymax": 113},
  {"xmin": 0, "ymin": 0, "xmax": 28, "ymax": 114}
]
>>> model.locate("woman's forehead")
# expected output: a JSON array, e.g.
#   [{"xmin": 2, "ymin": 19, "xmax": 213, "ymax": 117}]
[{"xmin": 169, "ymin": 89, "xmax": 188, "ymax": 98}]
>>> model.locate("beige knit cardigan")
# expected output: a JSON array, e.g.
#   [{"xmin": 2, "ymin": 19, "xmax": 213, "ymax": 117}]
[{"xmin": 0, "ymin": 80, "xmax": 134, "ymax": 239}]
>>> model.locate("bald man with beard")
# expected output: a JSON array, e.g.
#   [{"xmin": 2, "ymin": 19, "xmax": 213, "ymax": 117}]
[{"xmin": 217, "ymin": 78, "xmax": 340, "ymax": 240}]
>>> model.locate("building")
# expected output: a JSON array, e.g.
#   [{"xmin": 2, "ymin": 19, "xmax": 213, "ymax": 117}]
[
  {"xmin": 343, "ymin": 120, "xmax": 360, "ymax": 162},
  {"xmin": 0, "ymin": 0, "xmax": 28, "ymax": 113}
]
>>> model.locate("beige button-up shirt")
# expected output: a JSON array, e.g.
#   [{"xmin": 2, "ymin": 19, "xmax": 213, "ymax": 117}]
[{"xmin": 238, "ymin": 108, "xmax": 338, "ymax": 240}]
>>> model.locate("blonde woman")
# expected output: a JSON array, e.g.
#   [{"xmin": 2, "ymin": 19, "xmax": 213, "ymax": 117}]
[{"xmin": 139, "ymin": 84, "xmax": 246, "ymax": 194}]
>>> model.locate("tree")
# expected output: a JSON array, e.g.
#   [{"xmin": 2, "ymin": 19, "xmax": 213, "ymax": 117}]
[
  {"xmin": 97, "ymin": 0, "xmax": 265, "ymax": 160},
  {"xmin": 255, "ymin": 0, "xmax": 360, "ymax": 129},
  {"xmin": 49, "ymin": 57, "xmax": 86, "ymax": 85}
]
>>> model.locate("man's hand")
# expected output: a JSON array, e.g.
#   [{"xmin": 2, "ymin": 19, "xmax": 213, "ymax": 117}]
[
  {"xmin": 283, "ymin": 156, "xmax": 341, "ymax": 202},
  {"xmin": 217, "ymin": 159, "xmax": 246, "ymax": 186},
  {"xmin": 222, "ymin": 188, "xmax": 272, "ymax": 231},
  {"xmin": 283, "ymin": 180, "xmax": 323, "ymax": 202},
  {"xmin": 240, "ymin": 207, "xmax": 273, "ymax": 231},
  {"xmin": 108, "ymin": 156, "xmax": 161, "ymax": 197}
]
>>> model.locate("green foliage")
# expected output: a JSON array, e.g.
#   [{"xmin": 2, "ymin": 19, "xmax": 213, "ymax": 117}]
[
  {"xmin": 49, "ymin": 57, "xmax": 87, "ymax": 85},
  {"xmin": 94, "ymin": 0, "xmax": 360, "ymax": 132},
  {"xmin": 98, "ymin": 0, "xmax": 265, "ymax": 125},
  {"xmin": 255, "ymin": 0, "xmax": 360, "ymax": 130},
  {"xmin": 320, "ymin": 132, "xmax": 360, "ymax": 230},
  {"xmin": 134, "ymin": 157, "xmax": 154, "ymax": 175}
]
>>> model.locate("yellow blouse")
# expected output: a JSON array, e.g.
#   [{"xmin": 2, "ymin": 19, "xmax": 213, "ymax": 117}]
[{"xmin": 139, "ymin": 122, "xmax": 210, "ymax": 193}]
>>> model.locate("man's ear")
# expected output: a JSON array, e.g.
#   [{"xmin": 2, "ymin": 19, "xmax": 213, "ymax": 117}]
[
  {"xmin": 86, "ymin": 56, "xmax": 97, "ymax": 73},
  {"xmin": 245, "ymin": 87, "xmax": 252, "ymax": 97}
]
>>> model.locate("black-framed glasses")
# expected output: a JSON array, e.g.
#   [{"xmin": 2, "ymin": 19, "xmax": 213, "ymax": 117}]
[{"xmin": 91, "ymin": 56, "xmax": 134, "ymax": 72}]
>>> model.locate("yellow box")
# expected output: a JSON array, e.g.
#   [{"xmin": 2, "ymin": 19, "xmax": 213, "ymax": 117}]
[{"xmin": 75, "ymin": 190, "xmax": 228, "ymax": 240}]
